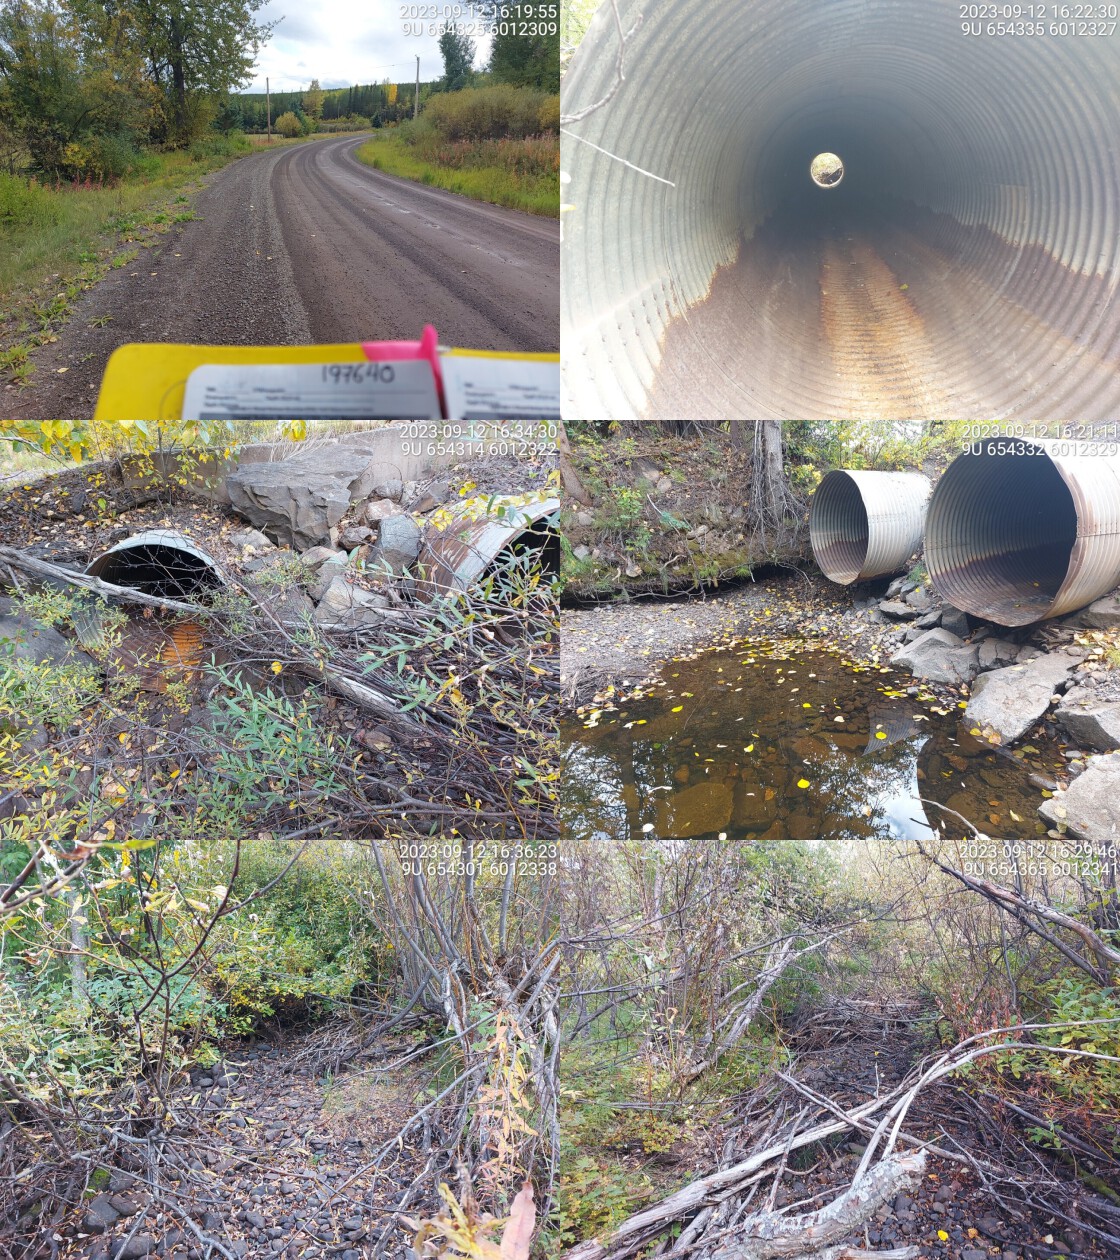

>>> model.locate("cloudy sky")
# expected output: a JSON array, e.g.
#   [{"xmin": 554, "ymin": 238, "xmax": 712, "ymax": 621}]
[{"xmin": 246, "ymin": 0, "xmax": 490, "ymax": 91}]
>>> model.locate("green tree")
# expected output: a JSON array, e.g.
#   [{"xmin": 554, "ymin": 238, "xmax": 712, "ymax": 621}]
[
  {"xmin": 0, "ymin": 0, "xmax": 158, "ymax": 174},
  {"xmin": 303, "ymin": 75, "xmax": 323, "ymax": 122},
  {"xmin": 124, "ymin": 0, "xmax": 275, "ymax": 144},
  {"xmin": 481, "ymin": 3, "xmax": 559, "ymax": 91},
  {"xmin": 273, "ymin": 108, "xmax": 300, "ymax": 138},
  {"xmin": 438, "ymin": 25, "xmax": 473, "ymax": 92}
]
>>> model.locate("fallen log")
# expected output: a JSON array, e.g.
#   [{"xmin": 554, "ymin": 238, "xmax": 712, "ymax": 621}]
[{"xmin": 709, "ymin": 1153, "xmax": 924, "ymax": 1259}]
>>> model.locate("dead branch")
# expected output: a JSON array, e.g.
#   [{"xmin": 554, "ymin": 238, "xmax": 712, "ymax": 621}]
[
  {"xmin": 709, "ymin": 1154, "xmax": 924, "ymax": 1259},
  {"xmin": 0, "ymin": 543, "xmax": 204, "ymax": 615}
]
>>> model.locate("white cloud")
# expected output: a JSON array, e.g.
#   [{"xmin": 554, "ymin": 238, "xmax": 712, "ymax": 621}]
[{"xmin": 245, "ymin": 0, "xmax": 491, "ymax": 91}]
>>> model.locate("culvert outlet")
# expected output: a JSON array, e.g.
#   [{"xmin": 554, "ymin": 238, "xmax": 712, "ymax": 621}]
[
  {"xmin": 810, "ymin": 470, "xmax": 931, "ymax": 585},
  {"xmin": 416, "ymin": 497, "xmax": 561, "ymax": 596},
  {"xmin": 561, "ymin": 0, "xmax": 1120, "ymax": 422},
  {"xmin": 926, "ymin": 438, "xmax": 1120, "ymax": 626},
  {"xmin": 86, "ymin": 531, "xmax": 225, "ymax": 600}
]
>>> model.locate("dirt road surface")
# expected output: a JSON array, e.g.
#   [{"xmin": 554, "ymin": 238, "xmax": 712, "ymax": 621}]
[{"xmin": 3, "ymin": 135, "xmax": 559, "ymax": 421}]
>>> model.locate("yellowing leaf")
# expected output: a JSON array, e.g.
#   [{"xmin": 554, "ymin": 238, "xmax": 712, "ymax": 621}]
[
  {"xmin": 671, "ymin": 705, "xmax": 683, "ymax": 713},
  {"xmin": 937, "ymin": 1230, "xmax": 949, "ymax": 1242},
  {"xmin": 271, "ymin": 661, "xmax": 283, "ymax": 674},
  {"xmin": 875, "ymin": 731, "xmax": 887, "ymax": 740},
  {"xmin": 797, "ymin": 778, "xmax": 810, "ymax": 789}
]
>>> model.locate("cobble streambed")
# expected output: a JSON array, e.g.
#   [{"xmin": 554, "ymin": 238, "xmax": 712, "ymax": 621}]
[{"xmin": 565, "ymin": 636, "xmax": 1068, "ymax": 843}]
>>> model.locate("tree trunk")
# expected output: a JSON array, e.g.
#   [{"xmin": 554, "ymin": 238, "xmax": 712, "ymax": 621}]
[
  {"xmin": 558, "ymin": 422, "xmax": 593, "ymax": 506},
  {"xmin": 169, "ymin": 15, "xmax": 188, "ymax": 141}
]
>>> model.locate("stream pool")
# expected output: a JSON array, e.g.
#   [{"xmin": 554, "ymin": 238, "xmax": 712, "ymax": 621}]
[{"xmin": 564, "ymin": 638, "xmax": 1069, "ymax": 844}]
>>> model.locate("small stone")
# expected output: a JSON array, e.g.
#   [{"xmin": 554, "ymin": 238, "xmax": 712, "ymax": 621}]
[
  {"xmin": 111, "ymin": 1236, "xmax": 155, "ymax": 1259},
  {"xmin": 365, "ymin": 497, "xmax": 405, "ymax": 525},
  {"xmin": 229, "ymin": 528, "xmax": 274, "ymax": 551},
  {"xmin": 201, "ymin": 1212, "xmax": 223, "ymax": 1232},
  {"xmin": 82, "ymin": 1194, "xmax": 120, "ymax": 1233},
  {"xmin": 371, "ymin": 479, "xmax": 404, "ymax": 501},
  {"xmin": 338, "ymin": 524, "xmax": 373, "ymax": 548},
  {"xmin": 407, "ymin": 479, "xmax": 451, "ymax": 513},
  {"xmin": 107, "ymin": 1173, "xmax": 136, "ymax": 1193},
  {"xmin": 962, "ymin": 1250, "xmax": 987, "ymax": 1260},
  {"xmin": 280, "ymin": 1181, "xmax": 299, "ymax": 1196},
  {"xmin": 108, "ymin": 1195, "xmax": 141, "ymax": 1216},
  {"xmin": 299, "ymin": 546, "xmax": 345, "ymax": 570}
]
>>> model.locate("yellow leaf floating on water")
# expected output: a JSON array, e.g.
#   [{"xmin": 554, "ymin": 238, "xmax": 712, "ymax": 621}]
[
  {"xmin": 797, "ymin": 778, "xmax": 810, "ymax": 789},
  {"xmin": 875, "ymin": 731, "xmax": 887, "ymax": 739},
  {"xmin": 745, "ymin": 744, "xmax": 754, "ymax": 752},
  {"xmin": 802, "ymin": 703, "xmax": 812, "ymax": 709},
  {"xmin": 671, "ymin": 705, "xmax": 683, "ymax": 713}
]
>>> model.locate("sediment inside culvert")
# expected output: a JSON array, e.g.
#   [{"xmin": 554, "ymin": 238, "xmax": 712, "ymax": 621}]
[{"xmin": 561, "ymin": 0, "xmax": 1120, "ymax": 421}]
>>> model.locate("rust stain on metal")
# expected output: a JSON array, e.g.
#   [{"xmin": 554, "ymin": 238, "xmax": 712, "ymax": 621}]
[
  {"xmin": 111, "ymin": 615, "xmax": 206, "ymax": 692},
  {"xmin": 416, "ymin": 497, "xmax": 561, "ymax": 596}
]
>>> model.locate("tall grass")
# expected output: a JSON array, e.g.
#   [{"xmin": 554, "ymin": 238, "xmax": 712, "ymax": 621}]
[
  {"xmin": 0, "ymin": 134, "xmax": 252, "ymax": 308},
  {"xmin": 354, "ymin": 87, "xmax": 559, "ymax": 217}
]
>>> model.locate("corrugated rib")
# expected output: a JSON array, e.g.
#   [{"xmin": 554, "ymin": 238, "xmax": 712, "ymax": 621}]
[
  {"xmin": 810, "ymin": 470, "xmax": 931, "ymax": 584},
  {"xmin": 926, "ymin": 439, "xmax": 1120, "ymax": 625}
]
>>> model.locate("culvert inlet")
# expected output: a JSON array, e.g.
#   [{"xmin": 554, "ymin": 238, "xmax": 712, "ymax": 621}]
[
  {"xmin": 86, "ymin": 531, "xmax": 225, "ymax": 600},
  {"xmin": 561, "ymin": 0, "xmax": 1120, "ymax": 422},
  {"xmin": 926, "ymin": 438, "xmax": 1120, "ymax": 626},
  {"xmin": 810, "ymin": 470, "xmax": 931, "ymax": 585},
  {"xmin": 416, "ymin": 497, "xmax": 561, "ymax": 596}
]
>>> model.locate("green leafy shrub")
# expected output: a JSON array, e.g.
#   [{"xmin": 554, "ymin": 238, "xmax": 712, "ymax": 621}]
[{"xmin": 422, "ymin": 85, "xmax": 551, "ymax": 141}]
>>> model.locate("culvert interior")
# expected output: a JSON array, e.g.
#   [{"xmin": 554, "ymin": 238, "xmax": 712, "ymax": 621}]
[{"xmin": 561, "ymin": 0, "xmax": 1120, "ymax": 421}]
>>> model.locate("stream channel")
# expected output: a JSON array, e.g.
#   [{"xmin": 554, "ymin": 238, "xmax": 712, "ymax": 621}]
[{"xmin": 564, "ymin": 636, "xmax": 1070, "ymax": 844}]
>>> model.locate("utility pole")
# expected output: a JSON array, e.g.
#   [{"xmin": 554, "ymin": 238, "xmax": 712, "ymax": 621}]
[
  {"xmin": 266, "ymin": 76, "xmax": 272, "ymax": 143},
  {"xmin": 414, "ymin": 56, "xmax": 420, "ymax": 119}
]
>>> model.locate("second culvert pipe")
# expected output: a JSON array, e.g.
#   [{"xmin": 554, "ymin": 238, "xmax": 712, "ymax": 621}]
[
  {"xmin": 561, "ymin": 0, "xmax": 1120, "ymax": 422},
  {"xmin": 926, "ymin": 437, "xmax": 1120, "ymax": 626}
]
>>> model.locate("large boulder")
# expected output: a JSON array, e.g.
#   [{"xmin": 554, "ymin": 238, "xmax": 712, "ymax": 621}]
[
  {"xmin": 368, "ymin": 516, "xmax": 423, "ymax": 577},
  {"xmin": 1081, "ymin": 591, "xmax": 1120, "ymax": 629},
  {"xmin": 1054, "ymin": 686, "xmax": 1120, "ymax": 752},
  {"xmin": 1039, "ymin": 752, "xmax": 1120, "ymax": 841},
  {"xmin": 226, "ymin": 435, "xmax": 406, "ymax": 551},
  {"xmin": 890, "ymin": 629, "xmax": 980, "ymax": 685},
  {"xmin": 964, "ymin": 652, "xmax": 1075, "ymax": 744}
]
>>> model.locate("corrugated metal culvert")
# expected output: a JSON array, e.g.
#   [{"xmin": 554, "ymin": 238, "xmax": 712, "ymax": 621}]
[
  {"xmin": 86, "ymin": 530, "xmax": 225, "ymax": 599},
  {"xmin": 562, "ymin": 0, "xmax": 1120, "ymax": 422},
  {"xmin": 416, "ymin": 497, "xmax": 560, "ymax": 596},
  {"xmin": 810, "ymin": 470, "xmax": 931, "ymax": 585},
  {"xmin": 926, "ymin": 438, "xmax": 1120, "ymax": 626}
]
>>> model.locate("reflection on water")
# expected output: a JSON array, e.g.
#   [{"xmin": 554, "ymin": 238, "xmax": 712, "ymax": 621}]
[{"xmin": 565, "ymin": 639, "xmax": 1066, "ymax": 844}]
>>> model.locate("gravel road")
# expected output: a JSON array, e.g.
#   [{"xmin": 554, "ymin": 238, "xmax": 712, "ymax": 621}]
[{"xmin": 3, "ymin": 135, "xmax": 559, "ymax": 420}]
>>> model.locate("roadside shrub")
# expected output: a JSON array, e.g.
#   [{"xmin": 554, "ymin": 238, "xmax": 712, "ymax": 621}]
[
  {"xmin": 274, "ymin": 111, "xmax": 303, "ymax": 139},
  {"xmin": 0, "ymin": 171, "xmax": 61, "ymax": 228},
  {"xmin": 538, "ymin": 94, "xmax": 560, "ymax": 132},
  {"xmin": 186, "ymin": 131, "xmax": 251, "ymax": 161},
  {"xmin": 423, "ymin": 84, "xmax": 550, "ymax": 141}
]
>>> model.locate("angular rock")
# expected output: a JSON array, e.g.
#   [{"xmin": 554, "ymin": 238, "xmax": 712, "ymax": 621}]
[
  {"xmin": 890, "ymin": 629, "xmax": 980, "ymax": 685},
  {"xmin": 406, "ymin": 478, "xmax": 451, "ymax": 514},
  {"xmin": 111, "ymin": 1237, "xmax": 154, "ymax": 1259},
  {"xmin": 903, "ymin": 585, "xmax": 934, "ymax": 612},
  {"xmin": 1039, "ymin": 751, "xmax": 1120, "ymax": 841},
  {"xmin": 1081, "ymin": 591, "xmax": 1120, "ymax": 629},
  {"xmin": 299, "ymin": 546, "xmax": 345, "ymax": 571},
  {"xmin": 364, "ymin": 498, "xmax": 405, "ymax": 525},
  {"xmin": 1054, "ymin": 687, "xmax": 1120, "ymax": 751},
  {"xmin": 244, "ymin": 577, "xmax": 315, "ymax": 628},
  {"xmin": 939, "ymin": 605, "xmax": 970, "ymax": 638},
  {"xmin": 228, "ymin": 529, "xmax": 273, "ymax": 551},
  {"xmin": 885, "ymin": 576, "xmax": 906, "ymax": 599},
  {"xmin": 226, "ymin": 435, "xmax": 401, "ymax": 551},
  {"xmin": 338, "ymin": 525, "xmax": 373, "ymax": 549},
  {"xmin": 371, "ymin": 479, "xmax": 404, "ymax": 502},
  {"xmin": 368, "ymin": 516, "xmax": 422, "ymax": 577},
  {"xmin": 879, "ymin": 599, "xmax": 919, "ymax": 621},
  {"xmin": 914, "ymin": 610, "xmax": 942, "ymax": 630},
  {"xmin": 82, "ymin": 1194, "xmax": 120, "ymax": 1233},
  {"xmin": 313, "ymin": 577, "xmax": 390, "ymax": 632},
  {"xmin": 308, "ymin": 560, "xmax": 348, "ymax": 602},
  {"xmin": 978, "ymin": 638, "xmax": 1019, "ymax": 670},
  {"xmin": 965, "ymin": 652, "xmax": 1075, "ymax": 744}
]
